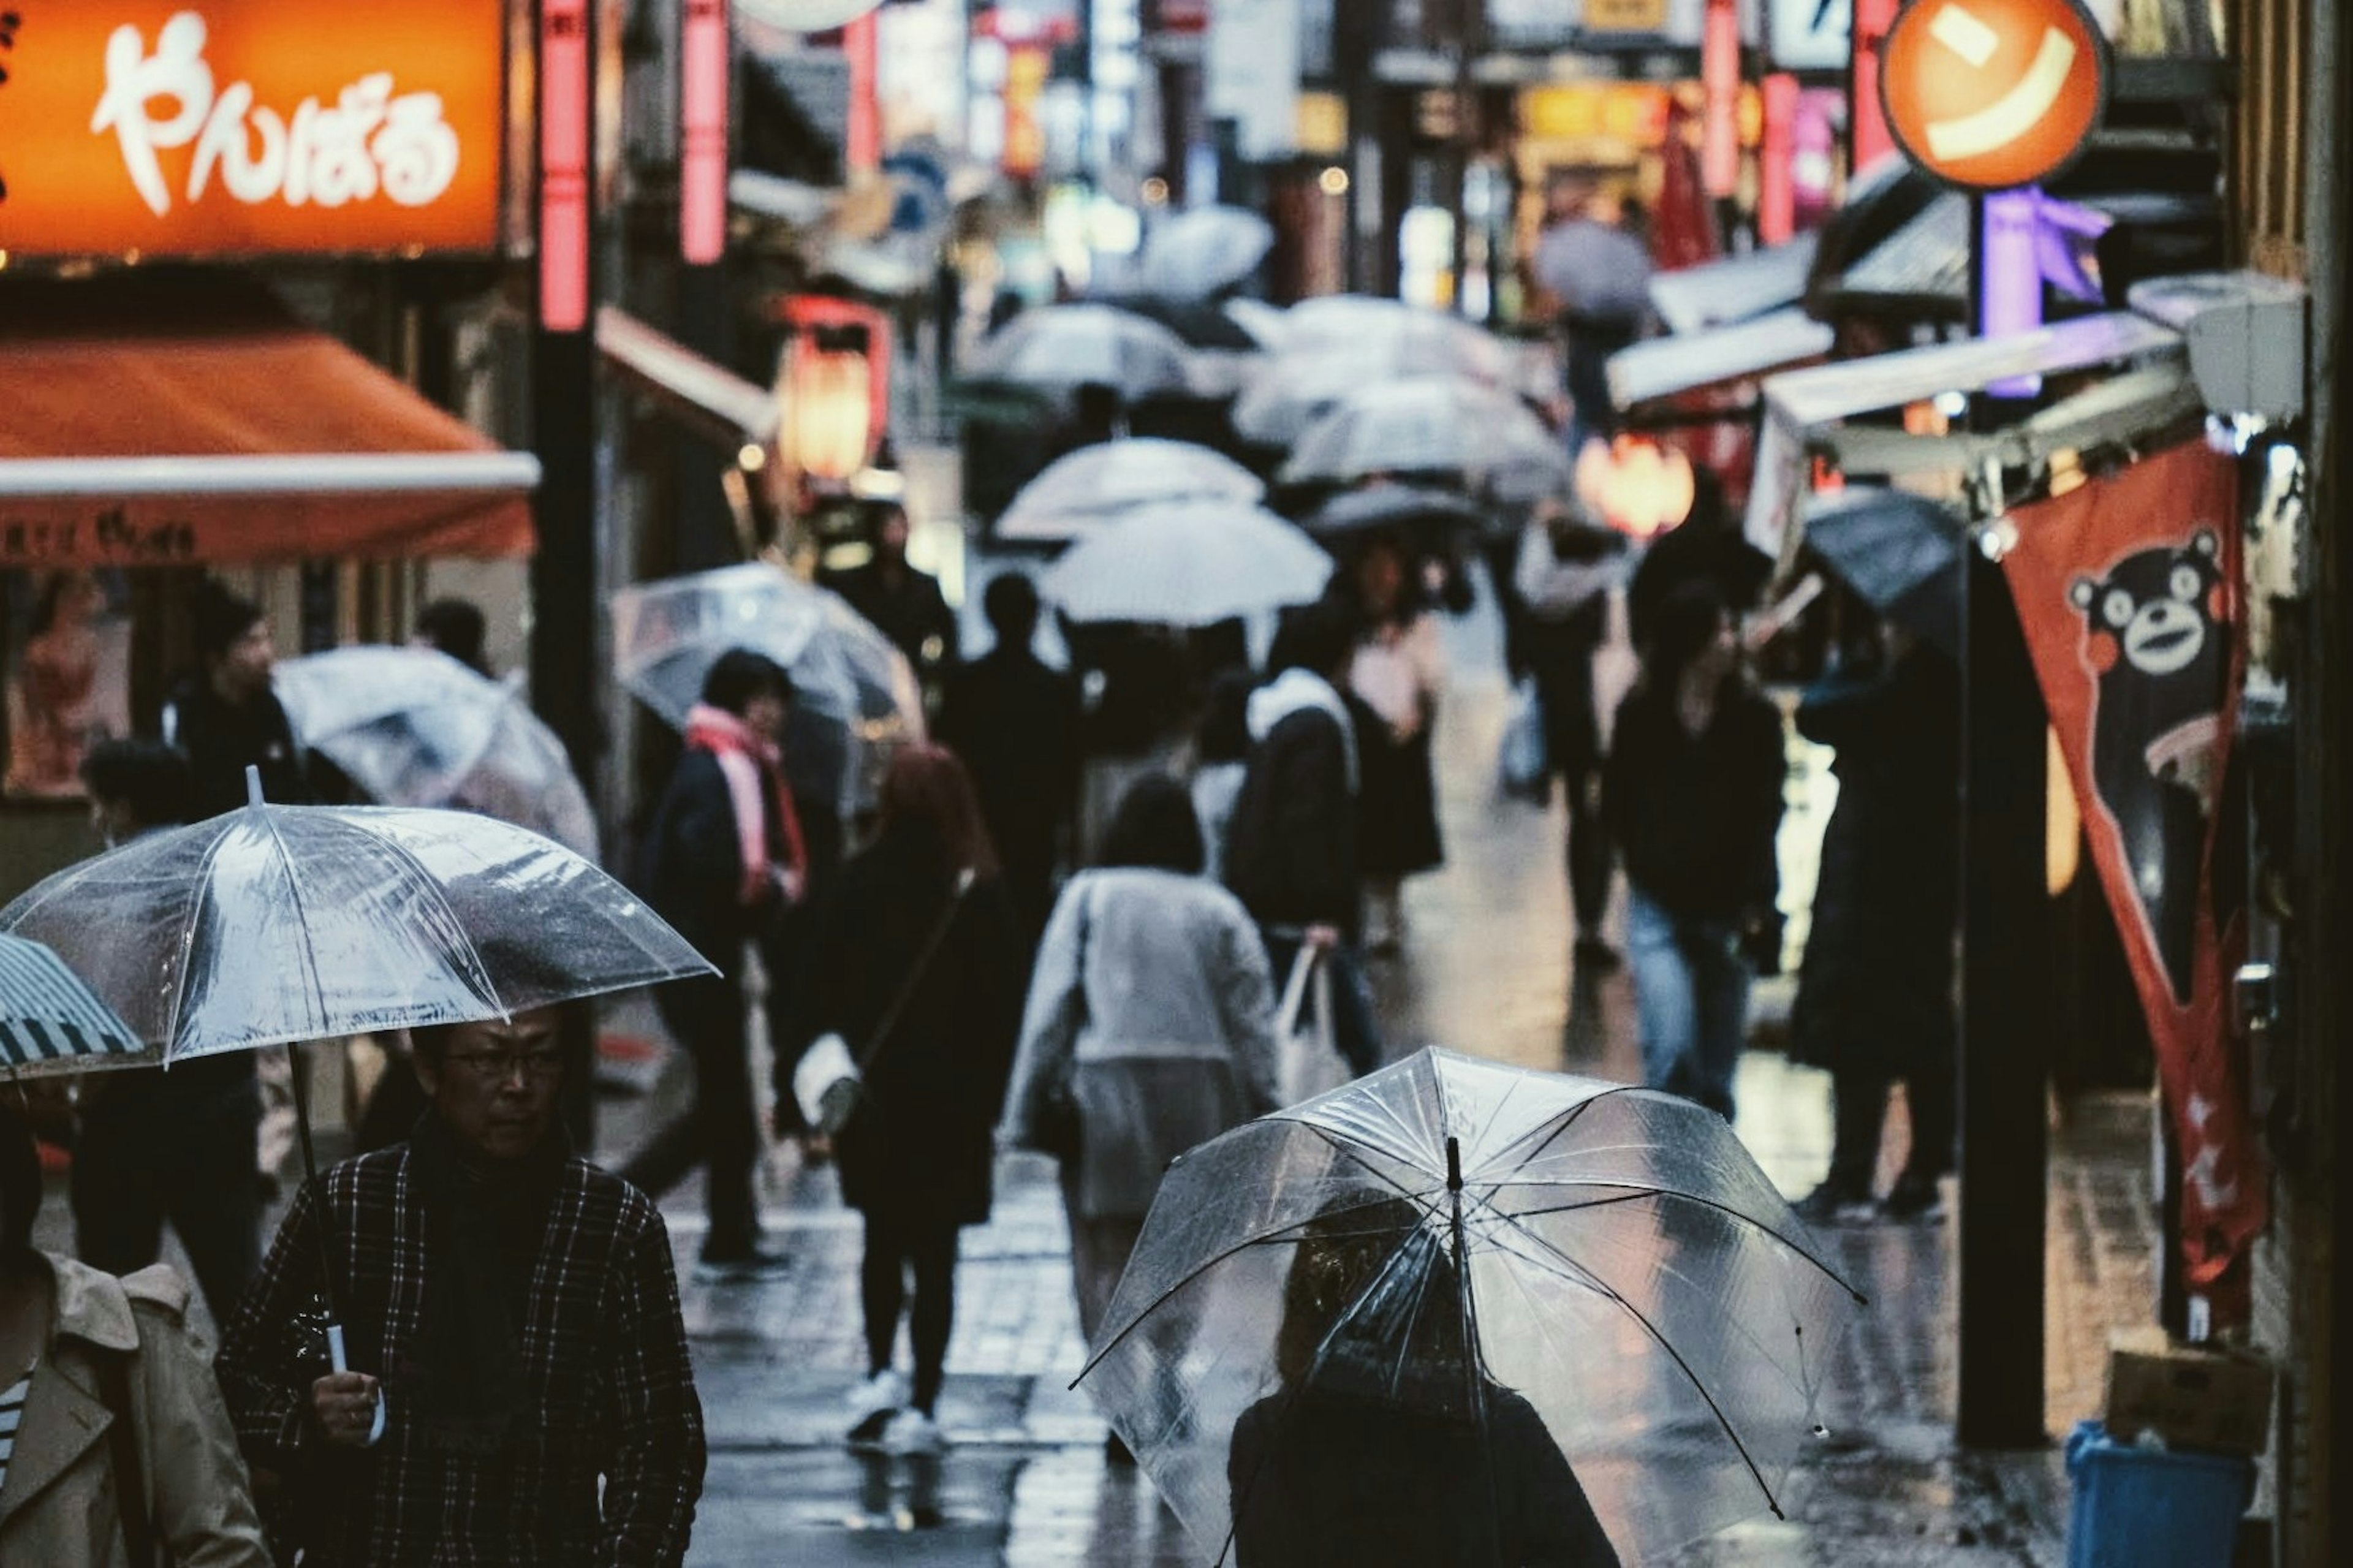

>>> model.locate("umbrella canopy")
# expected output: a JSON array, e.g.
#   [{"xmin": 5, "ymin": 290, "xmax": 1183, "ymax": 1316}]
[
  {"xmin": 1039, "ymin": 499, "xmax": 1332, "ymax": 626},
  {"xmin": 1803, "ymin": 487, "xmax": 1966, "ymax": 658},
  {"xmin": 0, "ymin": 794, "xmax": 713, "ymax": 1063},
  {"xmin": 1283, "ymin": 296, "xmax": 1513, "ymax": 382},
  {"xmin": 962, "ymin": 304, "xmax": 1197, "ymax": 402},
  {"xmin": 1, "ymin": 933, "xmax": 146, "ymax": 1079},
  {"xmin": 1139, "ymin": 206, "xmax": 1276, "ymax": 299},
  {"xmin": 1300, "ymin": 485, "xmax": 1493, "ymax": 545},
  {"xmin": 1078, "ymin": 1048, "xmax": 1863, "ymax": 1567},
  {"xmin": 274, "ymin": 647, "xmax": 597, "ymax": 859},
  {"xmin": 1097, "ymin": 294, "xmax": 1265, "ymax": 352},
  {"xmin": 999, "ymin": 439, "xmax": 1266, "ymax": 543},
  {"xmin": 1222, "ymin": 297, "xmax": 1290, "ymax": 349},
  {"xmin": 1280, "ymin": 379, "xmax": 1572, "ymax": 500}
]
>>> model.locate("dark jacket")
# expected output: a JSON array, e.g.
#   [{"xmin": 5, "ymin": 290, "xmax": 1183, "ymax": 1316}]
[
  {"xmin": 1602, "ymin": 680, "xmax": 1784, "ymax": 922},
  {"xmin": 164, "ymin": 677, "xmax": 308, "ymax": 819},
  {"xmin": 1223, "ymin": 687, "xmax": 1360, "ymax": 937},
  {"xmin": 1789, "ymin": 650, "xmax": 1961, "ymax": 1074},
  {"xmin": 782, "ymin": 827, "xmax": 1025, "ymax": 1225},
  {"xmin": 640, "ymin": 749, "xmax": 789, "ymax": 980},
  {"xmin": 1229, "ymin": 1386, "xmax": 1619, "ymax": 1567},
  {"xmin": 937, "ymin": 648, "xmax": 1082, "ymax": 882},
  {"xmin": 820, "ymin": 560, "xmax": 960, "ymax": 682}
]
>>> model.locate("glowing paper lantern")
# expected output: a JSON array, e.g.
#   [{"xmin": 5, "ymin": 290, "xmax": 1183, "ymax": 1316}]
[
  {"xmin": 778, "ymin": 297, "xmax": 889, "ymax": 485},
  {"xmin": 1576, "ymin": 436, "xmax": 1697, "ymax": 542}
]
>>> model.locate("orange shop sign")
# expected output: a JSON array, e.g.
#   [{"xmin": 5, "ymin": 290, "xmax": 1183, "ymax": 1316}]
[
  {"xmin": 1880, "ymin": 0, "xmax": 2109, "ymax": 191},
  {"xmin": 0, "ymin": 1, "xmax": 505, "ymax": 259}
]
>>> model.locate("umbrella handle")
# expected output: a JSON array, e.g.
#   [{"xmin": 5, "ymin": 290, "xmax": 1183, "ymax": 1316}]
[{"xmin": 326, "ymin": 1324, "xmax": 388, "ymax": 1445}]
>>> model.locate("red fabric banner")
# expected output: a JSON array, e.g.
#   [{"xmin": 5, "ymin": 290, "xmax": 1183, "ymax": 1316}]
[{"xmin": 2001, "ymin": 441, "xmax": 2264, "ymax": 1294}]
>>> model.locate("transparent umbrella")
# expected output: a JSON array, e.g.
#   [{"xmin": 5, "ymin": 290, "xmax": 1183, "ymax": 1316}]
[
  {"xmin": 1138, "ymin": 206, "xmax": 1276, "ymax": 299},
  {"xmin": 1281, "ymin": 378, "xmax": 1574, "ymax": 499},
  {"xmin": 1282, "ymin": 295, "xmax": 1513, "ymax": 381},
  {"xmin": 274, "ymin": 646, "xmax": 597, "ymax": 860},
  {"xmin": 1230, "ymin": 325, "xmax": 1509, "ymax": 450},
  {"xmin": 1, "ymin": 933, "xmax": 146, "ymax": 1079},
  {"xmin": 610, "ymin": 563, "xmax": 924, "ymax": 819},
  {"xmin": 998, "ymin": 438, "xmax": 1265, "ymax": 543},
  {"xmin": 1077, "ymin": 1048, "xmax": 1864, "ymax": 1567},
  {"xmin": 1039, "ymin": 499, "xmax": 1332, "ymax": 626},
  {"xmin": 963, "ymin": 303, "xmax": 1197, "ymax": 402}
]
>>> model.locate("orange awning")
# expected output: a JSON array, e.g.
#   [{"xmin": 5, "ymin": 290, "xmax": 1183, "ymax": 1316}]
[{"xmin": 0, "ymin": 275, "xmax": 537, "ymax": 569}]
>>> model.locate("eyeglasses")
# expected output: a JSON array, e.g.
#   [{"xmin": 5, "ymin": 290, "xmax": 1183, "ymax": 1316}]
[{"xmin": 445, "ymin": 1048, "xmax": 564, "ymax": 1083}]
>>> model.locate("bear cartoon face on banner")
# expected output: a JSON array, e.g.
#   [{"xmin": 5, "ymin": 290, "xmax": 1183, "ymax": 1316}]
[{"xmin": 2068, "ymin": 528, "xmax": 2227, "ymax": 1005}]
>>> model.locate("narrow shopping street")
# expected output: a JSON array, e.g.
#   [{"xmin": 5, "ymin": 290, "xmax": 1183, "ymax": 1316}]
[{"xmin": 615, "ymin": 523, "xmax": 2159, "ymax": 1566}]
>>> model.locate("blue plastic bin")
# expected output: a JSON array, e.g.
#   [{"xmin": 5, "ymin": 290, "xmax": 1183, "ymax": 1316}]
[{"xmin": 2066, "ymin": 1420, "xmax": 2254, "ymax": 1567}]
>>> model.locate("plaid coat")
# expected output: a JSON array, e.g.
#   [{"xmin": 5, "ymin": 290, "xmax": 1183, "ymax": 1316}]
[{"xmin": 217, "ymin": 1144, "xmax": 705, "ymax": 1566}]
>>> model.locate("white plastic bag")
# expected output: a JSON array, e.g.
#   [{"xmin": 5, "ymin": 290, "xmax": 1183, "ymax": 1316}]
[
  {"xmin": 1275, "ymin": 947, "xmax": 1352, "ymax": 1106},
  {"xmin": 1591, "ymin": 586, "xmax": 1639, "ymax": 754},
  {"xmin": 1498, "ymin": 676, "xmax": 1550, "ymax": 804},
  {"xmin": 792, "ymin": 1031, "xmax": 862, "ymax": 1135}
]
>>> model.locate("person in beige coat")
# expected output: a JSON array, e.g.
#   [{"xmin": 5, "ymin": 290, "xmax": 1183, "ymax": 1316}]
[{"xmin": 0, "ymin": 1103, "xmax": 271, "ymax": 1567}]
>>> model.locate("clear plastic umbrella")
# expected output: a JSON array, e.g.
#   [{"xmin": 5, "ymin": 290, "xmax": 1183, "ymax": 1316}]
[
  {"xmin": 273, "ymin": 646, "xmax": 597, "ymax": 860},
  {"xmin": 1139, "ymin": 206, "xmax": 1276, "ymax": 299},
  {"xmin": 1281, "ymin": 377, "xmax": 1574, "ymax": 499},
  {"xmin": 1077, "ymin": 1048, "xmax": 1864, "ymax": 1567},
  {"xmin": 609, "ymin": 562, "xmax": 925, "ymax": 820},
  {"xmin": 998, "ymin": 439, "xmax": 1266, "ymax": 543},
  {"xmin": 0, "ymin": 781, "xmax": 714, "ymax": 1065},
  {"xmin": 1039, "ymin": 498, "xmax": 1332, "ymax": 626},
  {"xmin": 1230, "ymin": 325, "xmax": 1509, "ymax": 450},
  {"xmin": 1, "ymin": 933, "xmax": 147, "ymax": 1079},
  {"xmin": 963, "ymin": 303, "xmax": 1198, "ymax": 402},
  {"xmin": 1282, "ymin": 295, "xmax": 1514, "ymax": 382}
]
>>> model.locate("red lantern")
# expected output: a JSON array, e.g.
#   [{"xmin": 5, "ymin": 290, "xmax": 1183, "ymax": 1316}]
[{"xmin": 777, "ymin": 296, "xmax": 892, "ymax": 487}]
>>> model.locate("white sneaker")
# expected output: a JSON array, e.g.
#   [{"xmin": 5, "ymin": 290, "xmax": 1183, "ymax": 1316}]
[
  {"xmin": 844, "ymin": 1369, "xmax": 909, "ymax": 1447},
  {"xmin": 882, "ymin": 1409, "xmax": 947, "ymax": 1456}
]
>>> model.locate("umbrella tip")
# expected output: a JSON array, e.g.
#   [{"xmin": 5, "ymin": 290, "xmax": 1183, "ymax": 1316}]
[
  {"xmin": 245, "ymin": 765, "xmax": 265, "ymax": 808},
  {"xmin": 1446, "ymin": 1135, "xmax": 1462, "ymax": 1192}
]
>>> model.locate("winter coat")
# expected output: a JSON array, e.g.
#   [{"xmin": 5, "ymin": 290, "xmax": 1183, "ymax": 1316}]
[
  {"xmin": 1001, "ymin": 869, "xmax": 1280, "ymax": 1219},
  {"xmin": 784, "ymin": 827, "xmax": 1026, "ymax": 1226},
  {"xmin": 1223, "ymin": 672, "xmax": 1361, "ymax": 937},
  {"xmin": 0, "ymin": 1255, "xmax": 271, "ymax": 1567},
  {"xmin": 164, "ymin": 678, "xmax": 309, "ymax": 819},
  {"xmin": 1601, "ymin": 679, "xmax": 1785, "ymax": 923},
  {"xmin": 1789, "ymin": 651, "xmax": 1962, "ymax": 1075},
  {"xmin": 938, "ymin": 648, "xmax": 1083, "ymax": 888},
  {"xmin": 642, "ymin": 748, "xmax": 794, "ymax": 980},
  {"xmin": 820, "ymin": 561, "xmax": 960, "ymax": 681}
]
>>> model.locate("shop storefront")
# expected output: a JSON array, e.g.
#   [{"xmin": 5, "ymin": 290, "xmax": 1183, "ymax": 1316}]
[{"xmin": 0, "ymin": 0, "xmax": 538, "ymax": 898}]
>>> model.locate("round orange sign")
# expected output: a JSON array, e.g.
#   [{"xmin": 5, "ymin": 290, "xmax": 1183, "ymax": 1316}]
[{"xmin": 1881, "ymin": 0, "xmax": 2110, "ymax": 191}]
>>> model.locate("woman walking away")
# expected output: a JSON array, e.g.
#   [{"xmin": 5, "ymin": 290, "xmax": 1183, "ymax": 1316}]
[
  {"xmin": 1000, "ymin": 776, "xmax": 1280, "ymax": 1373},
  {"xmin": 0, "ymin": 1103, "xmax": 272, "ymax": 1566},
  {"xmin": 784, "ymin": 747, "xmax": 1025, "ymax": 1457},
  {"xmin": 1343, "ymin": 534, "xmax": 1447, "ymax": 953},
  {"xmin": 1602, "ymin": 585, "xmax": 1786, "ymax": 1121}
]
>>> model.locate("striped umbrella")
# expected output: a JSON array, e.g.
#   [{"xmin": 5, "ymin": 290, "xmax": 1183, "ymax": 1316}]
[{"xmin": 0, "ymin": 933, "xmax": 146, "ymax": 1079}]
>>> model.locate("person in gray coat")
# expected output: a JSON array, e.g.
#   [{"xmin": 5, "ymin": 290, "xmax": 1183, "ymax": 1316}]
[{"xmin": 1000, "ymin": 776, "xmax": 1281, "ymax": 1358}]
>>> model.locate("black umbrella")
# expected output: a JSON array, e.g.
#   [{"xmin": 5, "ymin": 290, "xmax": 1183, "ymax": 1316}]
[
  {"xmin": 1300, "ymin": 485, "xmax": 1493, "ymax": 543},
  {"xmin": 1803, "ymin": 487, "xmax": 1965, "ymax": 658}
]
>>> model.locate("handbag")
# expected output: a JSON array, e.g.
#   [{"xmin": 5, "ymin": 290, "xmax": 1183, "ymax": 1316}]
[
  {"xmin": 1498, "ymin": 676, "xmax": 1550, "ymax": 804},
  {"xmin": 1274, "ymin": 945, "xmax": 1352, "ymax": 1107},
  {"xmin": 792, "ymin": 868, "xmax": 977, "ymax": 1137}
]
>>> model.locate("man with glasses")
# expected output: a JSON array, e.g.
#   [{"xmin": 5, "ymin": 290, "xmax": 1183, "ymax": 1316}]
[{"xmin": 218, "ymin": 1009, "xmax": 706, "ymax": 1565}]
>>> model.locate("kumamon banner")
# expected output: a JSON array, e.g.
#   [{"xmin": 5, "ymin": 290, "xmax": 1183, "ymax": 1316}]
[{"xmin": 2001, "ymin": 439, "xmax": 2263, "ymax": 1292}]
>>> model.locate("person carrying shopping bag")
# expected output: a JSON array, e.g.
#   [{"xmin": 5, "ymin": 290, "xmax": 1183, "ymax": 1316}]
[
  {"xmin": 1000, "ymin": 777, "xmax": 1280, "ymax": 1379},
  {"xmin": 0, "ymin": 1102, "xmax": 273, "ymax": 1566}
]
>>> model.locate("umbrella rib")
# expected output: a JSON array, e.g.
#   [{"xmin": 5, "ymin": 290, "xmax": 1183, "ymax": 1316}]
[
  {"xmin": 358, "ymin": 817, "xmax": 508, "ymax": 1021},
  {"xmin": 1069, "ymin": 1187, "xmax": 1438, "ymax": 1391},
  {"xmin": 1487, "ymin": 1182, "xmax": 1866, "ymax": 1304},
  {"xmin": 1468, "ymin": 1193, "xmax": 1789, "ymax": 1521},
  {"xmin": 254, "ymin": 807, "xmax": 336, "ymax": 1045}
]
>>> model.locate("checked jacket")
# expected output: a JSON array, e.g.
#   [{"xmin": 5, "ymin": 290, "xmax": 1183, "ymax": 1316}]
[{"xmin": 217, "ymin": 1145, "xmax": 706, "ymax": 1566}]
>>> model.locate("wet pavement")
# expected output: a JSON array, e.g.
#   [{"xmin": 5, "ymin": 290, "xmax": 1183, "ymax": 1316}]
[{"xmin": 607, "ymin": 480, "xmax": 2162, "ymax": 1566}]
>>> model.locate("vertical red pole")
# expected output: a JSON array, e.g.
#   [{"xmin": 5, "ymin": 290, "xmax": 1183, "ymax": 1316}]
[
  {"xmin": 1852, "ymin": 0, "xmax": 1899, "ymax": 172},
  {"xmin": 539, "ymin": 0, "xmax": 591, "ymax": 331},
  {"xmin": 846, "ymin": 12, "xmax": 881, "ymax": 176},
  {"xmin": 1701, "ymin": 0, "xmax": 1741, "ymax": 199},
  {"xmin": 1759, "ymin": 73, "xmax": 1798, "ymax": 244},
  {"xmin": 681, "ymin": 0, "xmax": 730, "ymax": 265}
]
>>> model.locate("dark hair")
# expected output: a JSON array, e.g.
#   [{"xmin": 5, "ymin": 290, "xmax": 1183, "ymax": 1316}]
[
  {"xmin": 80, "ymin": 738, "xmax": 195, "ymax": 831},
  {"xmin": 195, "ymin": 579, "xmax": 265, "ymax": 664},
  {"xmin": 1646, "ymin": 583, "xmax": 1731, "ymax": 691},
  {"xmin": 1268, "ymin": 597, "xmax": 1354, "ymax": 681},
  {"xmin": 416, "ymin": 598, "xmax": 491, "ymax": 675},
  {"xmin": 881, "ymin": 744, "xmax": 1000, "ymax": 879},
  {"xmin": 0, "ymin": 1101, "xmax": 42, "ymax": 1263},
  {"xmin": 1199, "ymin": 670, "xmax": 1254, "ymax": 764},
  {"xmin": 1099, "ymin": 774, "xmax": 1207, "ymax": 875},
  {"xmin": 983, "ymin": 573, "xmax": 1042, "ymax": 644},
  {"xmin": 409, "ymin": 1022, "xmax": 457, "ymax": 1064},
  {"xmin": 700, "ymin": 649, "xmax": 796, "ymax": 716}
]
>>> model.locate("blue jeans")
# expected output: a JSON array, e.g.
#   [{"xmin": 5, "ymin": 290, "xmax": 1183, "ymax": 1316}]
[{"xmin": 1626, "ymin": 885, "xmax": 1751, "ymax": 1120}]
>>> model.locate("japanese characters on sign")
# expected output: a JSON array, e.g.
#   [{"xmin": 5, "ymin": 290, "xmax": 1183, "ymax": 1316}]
[{"xmin": 0, "ymin": 1, "xmax": 504, "ymax": 257}]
